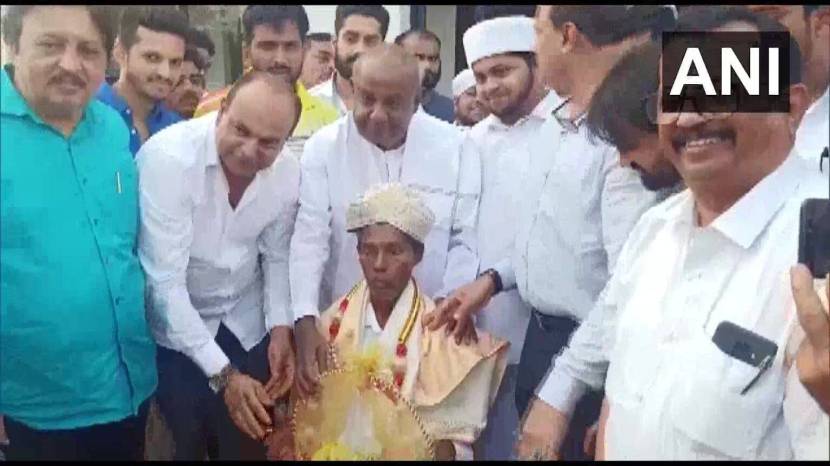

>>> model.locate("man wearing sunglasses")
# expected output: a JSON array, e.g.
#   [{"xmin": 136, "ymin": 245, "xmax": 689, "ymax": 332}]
[{"xmin": 518, "ymin": 7, "xmax": 829, "ymax": 460}]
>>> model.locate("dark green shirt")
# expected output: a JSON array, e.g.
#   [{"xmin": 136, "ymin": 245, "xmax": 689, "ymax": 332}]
[{"xmin": 0, "ymin": 67, "xmax": 157, "ymax": 430}]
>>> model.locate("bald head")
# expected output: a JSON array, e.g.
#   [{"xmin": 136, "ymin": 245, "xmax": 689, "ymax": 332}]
[
  {"xmin": 352, "ymin": 44, "xmax": 420, "ymax": 93},
  {"xmin": 216, "ymin": 71, "xmax": 301, "ymax": 179},
  {"xmin": 351, "ymin": 44, "xmax": 421, "ymax": 152}
]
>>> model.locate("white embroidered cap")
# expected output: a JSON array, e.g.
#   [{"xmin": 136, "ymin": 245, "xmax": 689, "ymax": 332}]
[
  {"xmin": 463, "ymin": 16, "xmax": 536, "ymax": 66},
  {"xmin": 346, "ymin": 183, "xmax": 436, "ymax": 244},
  {"xmin": 452, "ymin": 69, "xmax": 477, "ymax": 98}
]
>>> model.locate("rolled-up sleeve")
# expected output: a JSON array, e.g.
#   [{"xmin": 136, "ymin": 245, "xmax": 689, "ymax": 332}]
[
  {"xmin": 260, "ymin": 199, "xmax": 298, "ymax": 330},
  {"xmin": 437, "ymin": 138, "xmax": 481, "ymax": 299},
  {"xmin": 136, "ymin": 145, "xmax": 229, "ymax": 378},
  {"xmin": 289, "ymin": 134, "xmax": 332, "ymax": 321}
]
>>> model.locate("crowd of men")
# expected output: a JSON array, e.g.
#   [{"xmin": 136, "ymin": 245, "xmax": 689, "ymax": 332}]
[{"xmin": 0, "ymin": 3, "xmax": 828, "ymax": 462}]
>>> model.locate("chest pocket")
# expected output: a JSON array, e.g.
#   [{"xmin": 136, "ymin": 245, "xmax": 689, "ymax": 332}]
[
  {"xmin": 668, "ymin": 336, "xmax": 785, "ymax": 459},
  {"xmin": 94, "ymin": 165, "xmax": 140, "ymax": 246}
]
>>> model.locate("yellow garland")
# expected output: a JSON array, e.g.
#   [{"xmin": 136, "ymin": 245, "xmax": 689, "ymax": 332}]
[{"xmin": 311, "ymin": 441, "xmax": 371, "ymax": 461}]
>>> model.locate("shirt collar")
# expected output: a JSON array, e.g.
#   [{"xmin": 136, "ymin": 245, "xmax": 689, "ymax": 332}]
[
  {"xmin": 97, "ymin": 81, "xmax": 170, "ymax": 122},
  {"xmin": 0, "ymin": 65, "xmax": 31, "ymax": 118},
  {"xmin": 676, "ymin": 150, "xmax": 806, "ymax": 249},
  {"xmin": 551, "ymin": 97, "xmax": 586, "ymax": 133},
  {"xmin": 1, "ymin": 64, "xmax": 97, "ymax": 132},
  {"xmin": 487, "ymin": 91, "xmax": 561, "ymax": 131}
]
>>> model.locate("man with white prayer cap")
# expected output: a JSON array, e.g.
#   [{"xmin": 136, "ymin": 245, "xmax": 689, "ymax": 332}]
[
  {"xmin": 455, "ymin": 14, "xmax": 560, "ymax": 461},
  {"xmin": 426, "ymin": 5, "xmax": 677, "ymax": 460},
  {"xmin": 289, "ymin": 44, "xmax": 482, "ymax": 406},
  {"xmin": 452, "ymin": 69, "xmax": 488, "ymax": 128}
]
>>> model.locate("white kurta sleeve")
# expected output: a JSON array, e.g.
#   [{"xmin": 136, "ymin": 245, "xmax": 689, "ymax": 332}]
[
  {"xmin": 289, "ymin": 133, "xmax": 333, "ymax": 321},
  {"xmin": 136, "ymin": 144, "xmax": 230, "ymax": 378},
  {"xmin": 436, "ymin": 138, "xmax": 481, "ymax": 299},
  {"xmin": 599, "ymin": 148, "xmax": 659, "ymax": 270},
  {"xmin": 259, "ymin": 177, "xmax": 299, "ymax": 330}
]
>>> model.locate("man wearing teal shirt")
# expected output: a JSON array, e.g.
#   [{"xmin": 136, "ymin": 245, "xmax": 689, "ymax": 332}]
[{"xmin": 0, "ymin": 5, "xmax": 156, "ymax": 461}]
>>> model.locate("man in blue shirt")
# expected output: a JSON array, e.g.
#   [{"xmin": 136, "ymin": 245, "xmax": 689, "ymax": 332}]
[
  {"xmin": 97, "ymin": 6, "xmax": 189, "ymax": 156},
  {"xmin": 395, "ymin": 28, "xmax": 455, "ymax": 123},
  {"xmin": 0, "ymin": 5, "xmax": 157, "ymax": 461}
]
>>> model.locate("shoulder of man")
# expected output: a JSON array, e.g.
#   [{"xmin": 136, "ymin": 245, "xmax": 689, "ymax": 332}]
[
  {"xmin": 88, "ymin": 99, "xmax": 133, "ymax": 159},
  {"xmin": 137, "ymin": 114, "xmax": 213, "ymax": 171},
  {"xmin": 300, "ymin": 114, "xmax": 348, "ymax": 164}
]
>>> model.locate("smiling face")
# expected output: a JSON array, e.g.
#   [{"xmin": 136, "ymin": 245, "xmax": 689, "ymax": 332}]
[
  {"xmin": 454, "ymin": 86, "xmax": 488, "ymax": 126},
  {"xmin": 10, "ymin": 6, "xmax": 109, "ymax": 122},
  {"xmin": 116, "ymin": 26, "xmax": 186, "ymax": 102},
  {"xmin": 352, "ymin": 48, "xmax": 420, "ymax": 151},
  {"xmin": 658, "ymin": 21, "xmax": 809, "ymax": 196},
  {"xmin": 215, "ymin": 79, "xmax": 298, "ymax": 179},
  {"xmin": 357, "ymin": 223, "xmax": 422, "ymax": 304},
  {"xmin": 472, "ymin": 53, "xmax": 534, "ymax": 121}
]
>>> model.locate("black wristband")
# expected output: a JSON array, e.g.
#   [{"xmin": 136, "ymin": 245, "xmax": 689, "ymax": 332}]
[{"xmin": 478, "ymin": 268, "xmax": 503, "ymax": 295}]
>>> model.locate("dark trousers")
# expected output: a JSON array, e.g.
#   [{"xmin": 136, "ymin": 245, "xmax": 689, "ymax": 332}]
[
  {"xmin": 516, "ymin": 311, "xmax": 604, "ymax": 461},
  {"xmin": 4, "ymin": 400, "xmax": 149, "ymax": 461},
  {"xmin": 155, "ymin": 324, "xmax": 271, "ymax": 461}
]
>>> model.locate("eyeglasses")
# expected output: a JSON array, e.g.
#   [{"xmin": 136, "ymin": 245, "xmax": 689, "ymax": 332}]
[{"xmin": 643, "ymin": 83, "xmax": 743, "ymax": 125}]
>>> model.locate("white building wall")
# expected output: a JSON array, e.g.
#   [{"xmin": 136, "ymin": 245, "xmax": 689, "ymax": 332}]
[{"xmin": 305, "ymin": 5, "xmax": 410, "ymax": 42}]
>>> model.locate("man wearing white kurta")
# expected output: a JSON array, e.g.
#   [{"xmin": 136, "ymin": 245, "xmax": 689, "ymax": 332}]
[
  {"xmin": 521, "ymin": 8, "xmax": 830, "ymax": 461},
  {"xmin": 461, "ymin": 16, "xmax": 560, "ymax": 460},
  {"xmin": 290, "ymin": 45, "xmax": 480, "ymax": 399},
  {"xmin": 137, "ymin": 73, "xmax": 301, "ymax": 459}
]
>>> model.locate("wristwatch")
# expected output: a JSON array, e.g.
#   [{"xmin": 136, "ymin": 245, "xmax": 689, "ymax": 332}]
[
  {"xmin": 208, "ymin": 363, "xmax": 237, "ymax": 394},
  {"xmin": 478, "ymin": 268, "xmax": 503, "ymax": 295}
]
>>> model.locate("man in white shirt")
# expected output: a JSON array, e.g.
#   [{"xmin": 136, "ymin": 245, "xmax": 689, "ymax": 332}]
[
  {"xmin": 452, "ymin": 69, "xmax": 488, "ymax": 128},
  {"xmin": 424, "ymin": 5, "xmax": 676, "ymax": 460},
  {"xmin": 136, "ymin": 72, "xmax": 301, "ymax": 460},
  {"xmin": 291, "ymin": 44, "xmax": 481, "ymax": 399},
  {"xmin": 519, "ymin": 7, "xmax": 830, "ymax": 460},
  {"xmin": 748, "ymin": 5, "xmax": 829, "ymax": 166},
  {"xmin": 460, "ymin": 16, "xmax": 557, "ymax": 460},
  {"xmin": 309, "ymin": 5, "xmax": 389, "ymax": 116}
]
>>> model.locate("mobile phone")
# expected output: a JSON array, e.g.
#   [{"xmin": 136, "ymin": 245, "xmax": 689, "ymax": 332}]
[
  {"xmin": 798, "ymin": 198, "xmax": 830, "ymax": 279},
  {"xmin": 711, "ymin": 321, "xmax": 778, "ymax": 368}
]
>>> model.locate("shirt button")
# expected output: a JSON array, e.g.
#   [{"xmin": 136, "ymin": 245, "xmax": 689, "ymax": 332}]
[
  {"xmin": 93, "ymin": 219, "xmax": 99, "ymax": 226},
  {"xmin": 131, "ymin": 129, "xmax": 137, "ymax": 135},
  {"xmin": 82, "ymin": 177, "xmax": 88, "ymax": 185}
]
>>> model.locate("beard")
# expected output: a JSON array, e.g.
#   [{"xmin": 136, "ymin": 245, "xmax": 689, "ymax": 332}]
[
  {"xmin": 125, "ymin": 67, "xmax": 171, "ymax": 102},
  {"xmin": 632, "ymin": 162, "xmax": 683, "ymax": 192},
  {"xmin": 334, "ymin": 49, "xmax": 360, "ymax": 80},
  {"xmin": 492, "ymin": 72, "xmax": 534, "ymax": 120},
  {"xmin": 422, "ymin": 68, "xmax": 440, "ymax": 91}
]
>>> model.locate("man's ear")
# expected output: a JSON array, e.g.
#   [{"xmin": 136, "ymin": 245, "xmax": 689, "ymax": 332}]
[
  {"xmin": 113, "ymin": 37, "xmax": 127, "ymax": 68},
  {"xmin": 560, "ymin": 22, "xmax": 579, "ymax": 54},
  {"xmin": 242, "ymin": 44, "xmax": 252, "ymax": 70},
  {"xmin": 787, "ymin": 83, "xmax": 810, "ymax": 136}
]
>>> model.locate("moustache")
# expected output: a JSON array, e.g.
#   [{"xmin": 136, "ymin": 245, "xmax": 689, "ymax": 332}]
[
  {"xmin": 268, "ymin": 64, "xmax": 292, "ymax": 75},
  {"xmin": 49, "ymin": 72, "xmax": 85, "ymax": 88},
  {"xmin": 670, "ymin": 124, "xmax": 736, "ymax": 153},
  {"xmin": 148, "ymin": 75, "xmax": 174, "ymax": 87}
]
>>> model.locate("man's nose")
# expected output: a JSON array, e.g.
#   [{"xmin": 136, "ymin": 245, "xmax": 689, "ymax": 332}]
[
  {"xmin": 372, "ymin": 251, "xmax": 388, "ymax": 270},
  {"xmin": 58, "ymin": 47, "xmax": 83, "ymax": 73},
  {"xmin": 675, "ymin": 111, "xmax": 707, "ymax": 128},
  {"xmin": 156, "ymin": 60, "xmax": 173, "ymax": 79}
]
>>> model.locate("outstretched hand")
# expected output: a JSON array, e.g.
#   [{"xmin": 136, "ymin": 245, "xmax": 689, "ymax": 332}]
[{"xmin": 422, "ymin": 276, "xmax": 496, "ymax": 344}]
